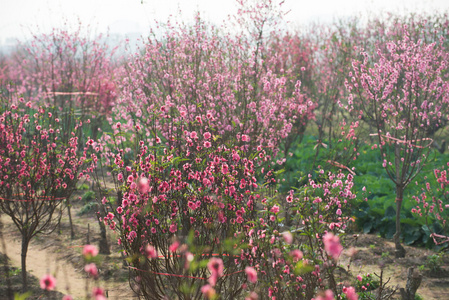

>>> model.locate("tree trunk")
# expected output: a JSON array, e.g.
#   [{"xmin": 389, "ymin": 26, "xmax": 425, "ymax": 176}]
[
  {"xmin": 394, "ymin": 185, "xmax": 406, "ymax": 258},
  {"xmin": 394, "ymin": 142, "xmax": 406, "ymax": 258},
  {"xmin": 86, "ymin": 223, "xmax": 90, "ymax": 245},
  {"xmin": 400, "ymin": 267, "xmax": 422, "ymax": 300},
  {"xmin": 98, "ymin": 217, "xmax": 110, "ymax": 255},
  {"xmin": 21, "ymin": 236, "xmax": 29, "ymax": 292},
  {"xmin": 117, "ymin": 190, "xmax": 123, "ymax": 208},
  {"xmin": 67, "ymin": 199, "xmax": 75, "ymax": 240}
]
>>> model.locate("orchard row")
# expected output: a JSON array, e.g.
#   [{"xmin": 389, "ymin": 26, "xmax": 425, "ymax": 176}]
[{"xmin": 1, "ymin": 1, "xmax": 448, "ymax": 299}]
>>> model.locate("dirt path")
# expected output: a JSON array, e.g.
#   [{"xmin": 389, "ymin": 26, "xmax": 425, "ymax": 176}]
[
  {"xmin": 1, "ymin": 215, "xmax": 86, "ymax": 298},
  {"xmin": 342, "ymin": 235, "xmax": 449, "ymax": 300},
  {"xmin": 0, "ymin": 215, "xmax": 134, "ymax": 300}
]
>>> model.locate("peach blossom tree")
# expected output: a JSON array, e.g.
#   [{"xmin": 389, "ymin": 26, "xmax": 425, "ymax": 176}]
[{"xmin": 346, "ymin": 30, "xmax": 449, "ymax": 257}]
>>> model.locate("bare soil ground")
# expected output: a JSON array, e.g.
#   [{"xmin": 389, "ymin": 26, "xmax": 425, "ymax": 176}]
[
  {"xmin": 341, "ymin": 234, "xmax": 449, "ymax": 300},
  {"xmin": 0, "ymin": 200, "xmax": 134, "ymax": 300},
  {"xmin": 0, "ymin": 253, "xmax": 64, "ymax": 300}
]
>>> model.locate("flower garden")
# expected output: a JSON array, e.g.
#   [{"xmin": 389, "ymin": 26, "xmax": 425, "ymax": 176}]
[{"xmin": 0, "ymin": 1, "xmax": 449, "ymax": 299}]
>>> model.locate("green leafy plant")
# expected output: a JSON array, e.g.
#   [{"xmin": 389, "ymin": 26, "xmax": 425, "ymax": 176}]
[
  {"xmin": 425, "ymin": 253, "xmax": 444, "ymax": 273},
  {"xmin": 77, "ymin": 201, "xmax": 98, "ymax": 216},
  {"xmin": 14, "ymin": 292, "xmax": 31, "ymax": 300},
  {"xmin": 78, "ymin": 183, "xmax": 90, "ymax": 191},
  {"xmin": 354, "ymin": 273, "xmax": 381, "ymax": 300},
  {"xmin": 8, "ymin": 268, "xmax": 21, "ymax": 277},
  {"xmin": 81, "ymin": 191, "xmax": 95, "ymax": 204},
  {"xmin": 355, "ymin": 273, "xmax": 380, "ymax": 291},
  {"xmin": 415, "ymin": 293, "xmax": 424, "ymax": 300},
  {"xmin": 353, "ymin": 144, "xmax": 449, "ymax": 249}
]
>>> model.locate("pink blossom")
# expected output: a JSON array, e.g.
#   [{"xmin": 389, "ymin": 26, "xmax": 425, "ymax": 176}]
[
  {"xmin": 200, "ymin": 284, "xmax": 216, "ymax": 299},
  {"xmin": 169, "ymin": 223, "xmax": 177, "ymax": 233},
  {"xmin": 270, "ymin": 205, "xmax": 280, "ymax": 213},
  {"xmin": 232, "ymin": 152, "xmax": 240, "ymax": 161},
  {"xmin": 207, "ymin": 258, "xmax": 224, "ymax": 276},
  {"xmin": 138, "ymin": 177, "xmax": 149, "ymax": 193},
  {"xmin": 190, "ymin": 131, "xmax": 198, "ymax": 139},
  {"xmin": 62, "ymin": 295, "xmax": 73, "ymax": 300},
  {"xmin": 85, "ymin": 263, "xmax": 99, "ymax": 277},
  {"xmin": 207, "ymin": 258, "xmax": 224, "ymax": 286},
  {"xmin": 245, "ymin": 266, "xmax": 258, "ymax": 283},
  {"xmin": 343, "ymin": 286, "xmax": 358, "ymax": 300},
  {"xmin": 282, "ymin": 231, "xmax": 293, "ymax": 244},
  {"xmin": 169, "ymin": 241, "xmax": 180, "ymax": 253},
  {"xmin": 290, "ymin": 249, "xmax": 303, "ymax": 262},
  {"xmin": 203, "ymin": 132, "xmax": 211, "ymax": 139},
  {"xmin": 315, "ymin": 289, "xmax": 335, "ymax": 300},
  {"xmin": 145, "ymin": 244, "xmax": 158, "ymax": 259},
  {"xmin": 92, "ymin": 287, "xmax": 106, "ymax": 300},
  {"xmin": 83, "ymin": 245, "xmax": 99, "ymax": 258},
  {"xmin": 322, "ymin": 233, "xmax": 343, "ymax": 260},
  {"xmin": 40, "ymin": 274, "xmax": 56, "ymax": 291},
  {"xmin": 245, "ymin": 292, "xmax": 259, "ymax": 300},
  {"xmin": 241, "ymin": 134, "xmax": 249, "ymax": 142},
  {"xmin": 221, "ymin": 163, "xmax": 229, "ymax": 175},
  {"xmin": 188, "ymin": 201, "xmax": 197, "ymax": 210},
  {"xmin": 93, "ymin": 287, "xmax": 104, "ymax": 296}
]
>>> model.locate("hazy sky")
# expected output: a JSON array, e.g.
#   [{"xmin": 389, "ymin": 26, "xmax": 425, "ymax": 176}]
[{"xmin": 1, "ymin": 0, "xmax": 449, "ymax": 45}]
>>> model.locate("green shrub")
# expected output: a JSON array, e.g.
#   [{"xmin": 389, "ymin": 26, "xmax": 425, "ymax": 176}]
[
  {"xmin": 78, "ymin": 201, "xmax": 98, "ymax": 215},
  {"xmin": 81, "ymin": 191, "xmax": 95, "ymax": 203}
]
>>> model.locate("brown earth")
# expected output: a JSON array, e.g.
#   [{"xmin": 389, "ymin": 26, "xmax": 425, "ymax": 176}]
[
  {"xmin": 0, "ymin": 200, "xmax": 134, "ymax": 300},
  {"xmin": 341, "ymin": 234, "xmax": 449, "ymax": 300}
]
